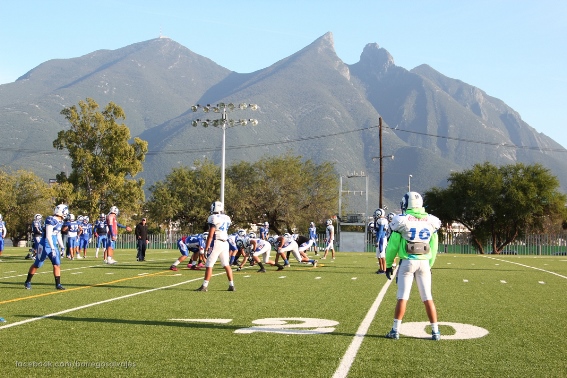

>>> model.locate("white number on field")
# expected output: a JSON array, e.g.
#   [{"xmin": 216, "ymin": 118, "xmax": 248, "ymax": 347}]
[{"xmin": 234, "ymin": 317, "xmax": 338, "ymax": 334}]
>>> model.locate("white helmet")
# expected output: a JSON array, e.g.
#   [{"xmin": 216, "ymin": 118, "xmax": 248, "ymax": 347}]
[
  {"xmin": 374, "ymin": 208, "xmax": 385, "ymax": 219},
  {"xmin": 34, "ymin": 214, "xmax": 43, "ymax": 221},
  {"xmin": 69, "ymin": 213, "xmax": 76, "ymax": 221},
  {"xmin": 109, "ymin": 206, "xmax": 119, "ymax": 215},
  {"xmin": 84, "ymin": 216, "xmax": 90, "ymax": 223},
  {"xmin": 54, "ymin": 204, "xmax": 69, "ymax": 218},
  {"xmin": 310, "ymin": 222, "xmax": 315, "ymax": 227},
  {"xmin": 77, "ymin": 215, "xmax": 84, "ymax": 222},
  {"xmin": 283, "ymin": 232, "xmax": 292, "ymax": 239},
  {"xmin": 264, "ymin": 222, "xmax": 269, "ymax": 227},
  {"xmin": 401, "ymin": 192, "xmax": 423, "ymax": 211},
  {"xmin": 387, "ymin": 212, "xmax": 395, "ymax": 222},
  {"xmin": 99, "ymin": 213, "xmax": 105, "ymax": 221},
  {"xmin": 237, "ymin": 229, "xmax": 246, "ymax": 237},
  {"xmin": 248, "ymin": 232, "xmax": 256, "ymax": 239},
  {"xmin": 210, "ymin": 201, "xmax": 224, "ymax": 214},
  {"xmin": 0, "ymin": 214, "xmax": 3, "ymax": 221},
  {"xmin": 326, "ymin": 219, "xmax": 332, "ymax": 225}
]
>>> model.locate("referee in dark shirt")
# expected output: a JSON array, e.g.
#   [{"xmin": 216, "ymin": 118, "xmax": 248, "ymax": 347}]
[{"xmin": 135, "ymin": 218, "xmax": 149, "ymax": 261}]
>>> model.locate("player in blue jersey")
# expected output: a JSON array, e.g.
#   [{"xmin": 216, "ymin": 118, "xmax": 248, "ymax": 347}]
[
  {"xmin": 373, "ymin": 208, "xmax": 389, "ymax": 274},
  {"xmin": 195, "ymin": 201, "xmax": 235, "ymax": 292},
  {"xmin": 236, "ymin": 233, "xmax": 284, "ymax": 272},
  {"xmin": 66, "ymin": 214, "xmax": 80, "ymax": 259},
  {"xmin": 78, "ymin": 216, "xmax": 92, "ymax": 259},
  {"xmin": 170, "ymin": 234, "xmax": 206, "ymax": 271},
  {"xmin": 24, "ymin": 204, "xmax": 69, "ymax": 290},
  {"xmin": 94, "ymin": 214, "xmax": 108, "ymax": 259},
  {"xmin": 321, "ymin": 219, "xmax": 335, "ymax": 260},
  {"xmin": 258, "ymin": 222, "xmax": 269, "ymax": 240},
  {"xmin": 30, "ymin": 214, "xmax": 44, "ymax": 258},
  {"xmin": 0, "ymin": 214, "xmax": 6, "ymax": 256},
  {"xmin": 308, "ymin": 222, "xmax": 319, "ymax": 255}
]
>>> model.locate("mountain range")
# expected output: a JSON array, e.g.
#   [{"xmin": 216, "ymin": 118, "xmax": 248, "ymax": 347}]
[{"xmin": 1, "ymin": 32, "xmax": 565, "ymax": 213}]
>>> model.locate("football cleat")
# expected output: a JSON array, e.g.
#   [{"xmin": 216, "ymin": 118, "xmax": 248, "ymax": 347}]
[
  {"xmin": 169, "ymin": 265, "xmax": 178, "ymax": 271},
  {"xmin": 312, "ymin": 260, "xmax": 317, "ymax": 267},
  {"xmin": 257, "ymin": 268, "xmax": 266, "ymax": 273},
  {"xmin": 195, "ymin": 285, "xmax": 208, "ymax": 292},
  {"xmin": 432, "ymin": 331, "xmax": 441, "ymax": 341},
  {"xmin": 385, "ymin": 329, "xmax": 399, "ymax": 340},
  {"xmin": 24, "ymin": 282, "xmax": 32, "ymax": 290},
  {"xmin": 227, "ymin": 286, "xmax": 235, "ymax": 292},
  {"xmin": 56, "ymin": 284, "xmax": 66, "ymax": 290}
]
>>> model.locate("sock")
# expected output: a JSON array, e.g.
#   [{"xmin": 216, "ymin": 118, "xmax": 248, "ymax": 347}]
[
  {"xmin": 26, "ymin": 273, "xmax": 34, "ymax": 283},
  {"xmin": 309, "ymin": 259, "xmax": 315, "ymax": 264},
  {"xmin": 173, "ymin": 260, "xmax": 180, "ymax": 267},
  {"xmin": 229, "ymin": 280, "xmax": 234, "ymax": 287},
  {"xmin": 55, "ymin": 276, "xmax": 61, "ymax": 286},
  {"xmin": 258, "ymin": 262, "xmax": 264, "ymax": 269},
  {"xmin": 393, "ymin": 319, "xmax": 402, "ymax": 332},
  {"xmin": 191, "ymin": 260, "xmax": 197, "ymax": 266},
  {"xmin": 229, "ymin": 256, "xmax": 235, "ymax": 265},
  {"xmin": 283, "ymin": 259, "xmax": 289, "ymax": 265},
  {"xmin": 431, "ymin": 322, "xmax": 439, "ymax": 333},
  {"xmin": 202, "ymin": 280, "xmax": 209, "ymax": 287}
]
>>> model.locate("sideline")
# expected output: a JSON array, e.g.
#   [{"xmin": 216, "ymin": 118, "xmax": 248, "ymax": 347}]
[
  {"xmin": 332, "ymin": 268, "xmax": 396, "ymax": 378},
  {"xmin": 0, "ymin": 273, "xmax": 223, "ymax": 331},
  {"xmin": 484, "ymin": 256, "xmax": 567, "ymax": 279}
]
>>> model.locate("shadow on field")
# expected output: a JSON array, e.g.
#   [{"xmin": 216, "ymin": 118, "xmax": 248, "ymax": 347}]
[{"xmin": 23, "ymin": 315, "xmax": 244, "ymax": 330}]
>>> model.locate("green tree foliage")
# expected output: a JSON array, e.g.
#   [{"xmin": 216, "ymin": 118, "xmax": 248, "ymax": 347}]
[
  {"xmin": 54, "ymin": 98, "xmax": 148, "ymax": 218},
  {"xmin": 227, "ymin": 154, "xmax": 338, "ymax": 234},
  {"xmin": 146, "ymin": 155, "xmax": 338, "ymax": 234},
  {"xmin": 146, "ymin": 160, "xmax": 220, "ymax": 233},
  {"xmin": 0, "ymin": 169, "xmax": 54, "ymax": 243},
  {"xmin": 425, "ymin": 162, "xmax": 567, "ymax": 254}
]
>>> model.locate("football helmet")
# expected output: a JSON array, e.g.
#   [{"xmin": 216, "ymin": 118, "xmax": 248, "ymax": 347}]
[
  {"xmin": 248, "ymin": 232, "xmax": 256, "ymax": 239},
  {"xmin": 109, "ymin": 206, "xmax": 119, "ymax": 215},
  {"xmin": 84, "ymin": 216, "xmax": 89, "ymax": 223},
  {"xmin": 0, "ymin": 214, "xmax": 2, "ymax": 221},
  {"xmin": 264, "ymin": 222, "xmax": 269, "ymax": 227},
  {"xmin": 374, "ymin": 208, "xmax": 385, "ymax": 219},
  {"xmin": 387, "ymin": 212, "xmax": 395, "ymax": 222},
  {"xmin": 53, "ymin": 204, "xmax": 69, "ymax": 218},
  {"xmin": 99, "ymin": 213, "xmax": 105, "ymax": 221},
  {"xmin": 202, "ymin": 232, "xmax": 209, "ymax": 239},
  {"xmin": 310, "ymin": 222, "xmax": 315, "ymax": 227},
  {"xmin": 326, "ymin": 219, "xmax": 332, "ymax": 225},
  {"xmin": 210, "ymin": 201, "xmax": 224, "ymax": 214},
  {"xmin": 237, "ymin": 229, "xmax": 246, "ymax": 237},
  {"xmin": 283, "ymin": 232, "xmax": 292, "ymax": 239},
  {"xmin": 34, "ymin": 214, "xmax": 42, "ymax": 221},
  {"xmin": 401, "ymin": 192, "xmax": 423, "ymax": 211},
  {"xmin": 267, "ymin": 236, "xmax": 277, "ymax": 246},
  {"xmin": 77, "ymin": 215, "xmax": 84, "ymax": 222},
  {"xmin": 69, "ymin": 214, "xmax": 75, "ymax": 221}
]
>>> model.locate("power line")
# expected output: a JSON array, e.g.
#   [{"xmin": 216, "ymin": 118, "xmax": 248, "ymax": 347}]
[{"xmin": 2, "ymin": 124, "xmax": 566, "ymax": 156}]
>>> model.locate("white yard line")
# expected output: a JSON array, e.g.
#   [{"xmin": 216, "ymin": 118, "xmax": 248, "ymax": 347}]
[
  {"xmin": 0, "ymin": 273, "xmax": 222, "ymax": 331},
  {"xmin": 333, "ymin": 269, "xmax": 396, "ymax": 378},
  {"xmin": 484, "ymin": 256, "xmax": 567, "ymax": 279}
]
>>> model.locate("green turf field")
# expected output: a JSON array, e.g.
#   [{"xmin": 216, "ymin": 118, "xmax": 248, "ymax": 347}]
[{"xmin": 1, "ymin": 247, "xmax": 566, "ymax": 377}]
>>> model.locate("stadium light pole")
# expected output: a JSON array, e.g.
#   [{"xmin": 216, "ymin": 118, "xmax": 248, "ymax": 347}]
[
  {"xmin": 408, "ymin": 174, "xmax": 413, "ymax": 192},
  {"xmin": 191, "ymin": 102, "xmax": 259, "ymax": 204}
]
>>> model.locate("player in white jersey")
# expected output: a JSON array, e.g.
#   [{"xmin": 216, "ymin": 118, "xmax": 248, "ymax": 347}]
[
  {"xmin": 321, "ymin": 219, "xmax": 335, "ymax": 259},
  {"xmin": 384, "ymin": 192, "xmax": 442, "ymax": 341},
  {"xmin": 236, "ymin": 235, "xmax": 283, "ymax": 272},
  {"xmin": 195, "ymin": 201, "xmax": 235, "ymax": 292}
]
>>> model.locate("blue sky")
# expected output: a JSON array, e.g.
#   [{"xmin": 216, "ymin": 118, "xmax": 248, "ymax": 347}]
[{"xmin": 1, "ymin": 0, "xmax": 566, "ymax": 148}]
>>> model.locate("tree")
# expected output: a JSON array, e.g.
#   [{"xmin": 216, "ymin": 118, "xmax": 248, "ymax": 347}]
[
  {"xmin": 425, "ymin": 162, "xmax": 567, "ymax": 254},
  {"xmin": 0, "ymin": 169, "xmax": 54, "ymax": 244},
  {"xmin": 145, "ymin": 160, "xmax": 220, "ymax": 233},
  {"xmin": 227, "ymin": 154, "xmax": 338, "ymax": 234},
  {"xmin": 54, "ymin": 98, "xmax": 148, "ymax": 218}
]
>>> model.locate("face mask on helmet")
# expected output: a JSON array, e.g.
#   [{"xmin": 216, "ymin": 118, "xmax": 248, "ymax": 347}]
[
  {"xmin": 109, "ymin": 206, "xmax": 119, "ymax": 215},
  {"xmin": 326, "ymin": 219, "xmax": 332, "ymax": 225},
  {"xmin": 374, "ymin": 208, "xmax": 385, "ymax": 219},
  {"xmin": 248, "ymin": 232, "xmax": 256, "ymax": 239}
]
